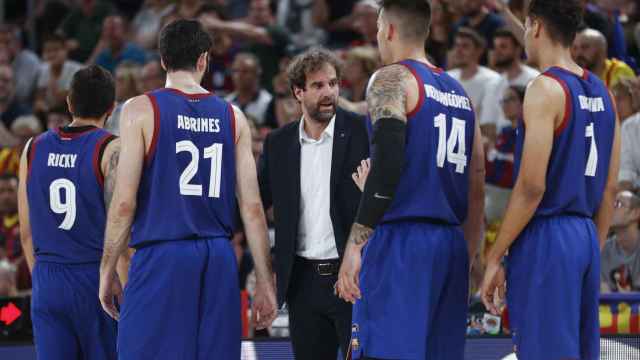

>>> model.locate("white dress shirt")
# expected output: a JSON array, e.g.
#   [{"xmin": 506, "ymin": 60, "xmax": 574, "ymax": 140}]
[
  {"xmin": 297, "ymin": 115, "xmax": 339, "ymax": 260},
  {"xmin": 619, "ymin": 112, "xmax": 640, "ymax": 188}
]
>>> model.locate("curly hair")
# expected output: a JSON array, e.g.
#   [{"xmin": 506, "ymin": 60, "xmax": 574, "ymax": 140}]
[{"xmin": 286, "ymin": 47, "xmax": 342, "ymax": 92}]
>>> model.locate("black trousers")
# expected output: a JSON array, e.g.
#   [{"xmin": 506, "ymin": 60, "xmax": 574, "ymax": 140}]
[{"xmin": 287, "ymin": 257, "xmax": 352, "ymax": 360}]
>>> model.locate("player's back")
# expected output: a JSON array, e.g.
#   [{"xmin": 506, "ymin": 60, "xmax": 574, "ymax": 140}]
[
  {"xmin": 514, "ymin": 67, "xmax": 616, "ymax": 218},
  {"xmin": 27, "ymin": 126, "xmax": 115, "ymax": 264},
  {"xmin": 381, "ymin": 59, "xmax": 476, "ymax": 225},
  {"xmin": 132, "ymin": 89, "xmax": 236, "ymax": 247}
]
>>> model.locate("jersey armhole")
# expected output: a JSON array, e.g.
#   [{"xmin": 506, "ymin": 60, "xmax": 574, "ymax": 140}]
[
  {"xmin": 396, "ymin": 62, "xmax": 425, "ymax": 118},
  {"xmin": 541, "ymin": 72, "xmax": 572, "ymax": 137},
  {"xmin": 144, "ymin": 93, "xmax": 160, "ymax": 167},
  {"xmin": 229, "ymin": 103, "xmax": 238, "ymax": 145},
  {"xmin": 93, "ymin": 134, "xmax": 117, "ymax": 188},
  {"xmin": 26, "ymin": 136, "xmax": 38, "ymax": 180}
]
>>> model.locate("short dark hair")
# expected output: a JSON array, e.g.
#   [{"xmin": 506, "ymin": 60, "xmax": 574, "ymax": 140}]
[
  {"xmin": 507, "ymin": 85, "xmax": 526, "ymax": 103},
  {"xmin": 158, "ymin": 19, "xmax": 212, "ymax": 72},
  {"xmin": 69, "ymin": 65, "xmax": 115, "ymax": 119},
  {"xmin": 455, "ymin": 27, "xmax": 487, "ymax": 49},
  {"xmin": 42, "ymin": 33, "xmax": 66, "ymax": 47},
  {"xmin": 493, "ymin": 27, "xmax": 520, "ymax": 47},
  {"xmin": 528, "ymin": 0, "xmax": 583, "ymax": 47},
  {"xmin": 287, "ymin": 47, "xmax": 342, "ymax": 92},
  {"xmin": 379, "ymin": 0, "xmax": 431, "ymax": 41}
]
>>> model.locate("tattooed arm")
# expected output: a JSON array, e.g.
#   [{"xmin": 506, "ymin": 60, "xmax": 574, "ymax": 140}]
[{"xmin": 337, "ymin": 64, "xmax": 416, "ymax": 303}]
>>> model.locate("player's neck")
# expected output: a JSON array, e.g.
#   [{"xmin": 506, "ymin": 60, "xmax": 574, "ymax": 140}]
[
  {"xmin": 69, "ymin": 118, "xmax": 103, "ymax": 129},
  {"xmin": 537, "ymin": 47, "xmax": 582, "ymax": 76},
  {"xmin": 389, "ymin": 46, "xmax": 428, "ymax": 66},
  {"xmin": 616, "ymin": 224, "xmax": 640, "ymax": 255},
  {"xmin": 165, "ymin": 71, "xmax": 206, "ymax": 94}
]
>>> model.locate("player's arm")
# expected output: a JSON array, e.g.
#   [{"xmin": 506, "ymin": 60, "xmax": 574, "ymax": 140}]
[
  {"xmin": 233, "ymin": 105, "xmax": 277, "ymax": 329},
  {"xmin": 99, "ymin": 96, "xmax": 148, "ymax": 319},
  {"xmin": 464, "ymin": 120, "xmax": 486, "ymax": 267},
  {"xmin": 481, "ymin": 76, "xmax": 561, "ymax": 313},
  {"xmin": 18, "ymin": 139, "xmax": 34, "ymax": 272},
  {"xmin": 336, "ymin": 64, "xmax": 413, "ymax": 303},
  {"xmin": 594, "ymin": 94, "xmax": 621, "ymax": 249}
]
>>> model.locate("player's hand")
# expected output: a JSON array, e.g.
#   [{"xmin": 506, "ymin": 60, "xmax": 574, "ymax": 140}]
[
  {"xmin": 252, "ymin": 277, "xmax": 277, "ymax": 330},
  {"xmin": 335, "ymin": 242, "xmax": 362, "ymax": 304},
  {"xmin": 99, "ymin": 271, "xmax": 123, "ymax": 321},
  {"xmin": 480, "ymin": 260, "xmax": 506, "ymax": 315},
  {"xmin": 352, "ymin": 158, "xmax": 371, "ymax": 192}
]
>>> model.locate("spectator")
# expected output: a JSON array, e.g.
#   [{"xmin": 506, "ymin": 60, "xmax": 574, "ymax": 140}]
[
  {"xmin": 200, "ymin": 0, "xmax": 291, "ymax": 92},
  {"xmin": 601, "ymin": 190, "xmax": 640, "ymax": 292},
  {"xmin": 276, "ymin": 0, "xmax": 326, "ymax": 48},
  {"xmin": 131, "ymin": 0, "xmax": 176, "ymax": 50},
  {"xmin": 0, "ymin": 259, "xmax": 17, "ymax": 297},
  {"xmin": 343, "ymin": 46, "xmax": 379, "ymax": 102},
  {"xmin": 0, "ymin": 25, "xmax": 42, "ymax": 105},
  {"xmin": 34, "ymin": 34, "xmax": 83, "ymax": 113},
  {"xmin": 480, "ymin": 28, "xmax": 539, "ymax": 139},
  {"xmin": 447, "ymin": 28, "xmax": 501, "ymax": 118},
  {"xmin": 33, "ymin": 0, "xmax": 71, "ymax": 55},
  {"xmin": 311, "ymin": 0, "xmax": 360, "ymax": 48},
  {"xmin": 161, "ymin": 0, "xmax": 206, "ymax": 26},
  {"xmin": 265, "ymin": 56, "xmax": 302, "ymax": 128},
  {"xmin": 484, "ymin": 85, "xmax": 524, "ymax": 223},
  {"xmin": 572, "ymin": 28, "xmax": 635, "ymax": 88},
  {"xmin": 225, "ymin": 53, "xmax": 273, "ymax": 125},
  {"xmin": 140, "ymin": 59, "xmax": 166, "ymax": 93},
  {"xmin": 619, "ymin": 79, "xmax": 640, "ymax": 191},
  {"xmin": 197, "ymin": 4, "xmax": 238, "ymax": 96},
  {"xmin": 45, "ymin": 105, "xmax": 72, "ymax": 131},
  {"xmin": 452, "ymin": 0, "xmax": 506, "ymax": 63},
  {"xmin": 612, "ymin": 77, "xmax": 640, "ymax": 124},
  {"xmin": 0, "ymin": 174, "xmax": 20, "ymax": 262},
  {"xmin": 57, "ymin": 0, "xmax": 115, "ymax": 62},
  {"xmin": 0, "ymin": 64, "xmax": 31, "ymax": 147},
  {"xmin": 92, "ymin": 15, "xmax": 147, "ymax": 73},
  {"xmin": 106, "ymin": 61, "xmax": 142, "ymax": 135},
  {"xmin": 426, "ymin": 0, "xmax": 456, "ymax": 68},
  {"xmin": 351, "ymin": 0, "xmax": 379, "ymax": 46}
]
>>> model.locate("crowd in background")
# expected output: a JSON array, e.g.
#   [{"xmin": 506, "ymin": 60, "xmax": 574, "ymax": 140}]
[{"xmin": 0, "ymin": 0, "xmax": 640, "ymax": 308}]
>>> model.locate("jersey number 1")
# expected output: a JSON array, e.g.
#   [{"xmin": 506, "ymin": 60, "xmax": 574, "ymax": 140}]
[
  {"xmin": 176, "ymin": 140, "xmax": 223, "ymax": 198},
  {"xmin": 585, "ymin": 123, "xmax": 598, "ymax": 177}
]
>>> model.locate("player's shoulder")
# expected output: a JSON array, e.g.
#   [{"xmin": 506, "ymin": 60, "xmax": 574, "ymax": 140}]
[
  {"xmin": 123, "ymin": 93, "xmax": 154, "ymax": 112},
  {"xmin": 527, "ymin": 73, "xmax": 566, "ymax": 99}
]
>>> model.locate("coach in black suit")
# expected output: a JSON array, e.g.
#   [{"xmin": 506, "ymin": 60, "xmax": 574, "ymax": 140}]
[{"xmin": 258, "ymin": 48, "xmax": 370, "ymax": 360}]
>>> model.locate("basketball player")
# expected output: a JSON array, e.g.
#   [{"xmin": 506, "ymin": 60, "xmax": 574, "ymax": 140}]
[
  {"xmin": 335, "ymin": 1, "xmax": 485, "ymax": 359},
  {"xmin": 481, "ymin": 1, "xmax": 620, "ymax": 359},
  {"xmin": 98, "ymin": 19, "xmax": 277, "ymax": 359},
  {"xmin": 18, "ymin": 65, "xmax": 122, "ymax": 359}
]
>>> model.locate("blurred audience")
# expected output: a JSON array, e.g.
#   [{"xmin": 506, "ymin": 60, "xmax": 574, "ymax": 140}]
[
  {"xmin": 45, "ymin": 105, "xmax": 72, "ymax": 131},
  {"xmin": 427, "ymin": 0, "xmax": 456, "ymax": 68},
  {"xmin": 225, "ymin": 53, "xmax": 273, "ymax": 126},
  {"xmin": 131, "ymin": 0, "xmax": 176, "ymax": 51},
  {"xmin": 0, "ymin": 174, "xmax": 19, "ymax": 262},
  {"xmin": 57, "ymin": 0, "xmax": 115, "ymax": 62},
  {"xmin": 342, "ymin": 46, "xmax": 379, "ymax": 102},
  {"xmin": 140, "ymin": 59, "xmax": 166, "ymax": 93},
  {"xmin": 0, "ymin": 64, "xmax": 31, "ymax": 147},
  {"xmin": 452, "ymin": 0, "xmax": 506, "ymax": 64},
  {"xmin": 0, "ymin": 25, "xmax": 41, "ymax": 105},
  {"xmin": 106, "ymin": 61, "xmax": 142, "ymax": 135},
  {"xmin": 0, "ymin": 259, "xmax": 17, "ymax": 297},
  {"xmin": 92, "ymin": 15, "xmax": 147, "ymax": 73},
  {"xmin": 351, "ymin": 0, "xmax": 379, "ymax": 47}
]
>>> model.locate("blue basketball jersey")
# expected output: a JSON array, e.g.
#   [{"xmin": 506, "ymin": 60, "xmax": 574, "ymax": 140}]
[
  {"xmin": 131, "ymin": 89, "xmax": 236, "ymax": 247},
  {"xmin": 380, "ymin": 59, "xmax": 476, "ymax": 225},
  {"xmin": 27, "ymin": 126, "xmax": 116, "ymax": 264},
  {"xmin": 514, "ymin": 67, "xmax": 616, "ymax": 218}
]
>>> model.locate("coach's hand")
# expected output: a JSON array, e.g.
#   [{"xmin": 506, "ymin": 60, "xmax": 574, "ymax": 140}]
[
  {"xmin": 253, "ymin": 277, "xmax": 277, "ymax": 330},
  {"xmin": 352, "ymin": 158, "xmax": 371, "ymax": 192},
  {"xmin": 336, "ymin": 242, "xmax": 362, "ymax": 304},
  {"xmin": 480, "ymin": 260, "xmax": 506, "ymax": 316},
  {"xmin": 99, "ymin": 271, "xmax": 123, "ymax": 321}
]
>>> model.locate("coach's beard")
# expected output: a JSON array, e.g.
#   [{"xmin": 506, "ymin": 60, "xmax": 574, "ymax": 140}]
[{"xmin": 310, "ymin": 97, "xmax": 337, "ymax": 123}]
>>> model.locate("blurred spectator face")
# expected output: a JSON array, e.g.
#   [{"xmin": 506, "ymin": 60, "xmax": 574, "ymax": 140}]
[
  {"xmin": 141, "ymin": 61, "xmax": 165, "ymax": 93},
  {"xmin": 12, "ymin": 118, "xmax": 41, "ymax": 147},
  {"xmin": 103, "ymin": 16, "xmax": 127, "ymax": 49},
  {"xmin": 47, "ymin": 111, "xmax": 71, "ymax": 130},
  {"xmin": 42, "ymin": 39, "xmax": 68, "ymax": 68},
  {"xmin": 493, "ymin": 35, "xmax": 520, "ymax": 69},
  {"xmin": 0, "ymin": 177, "xmax": 17, "ymax": 215},
  {"xmin": 0, "ymin": 65, "xmax": 14, "ymax": 104},
  {"xmin": 611, "ymin": 191, "xmax": 640, "ymax": 228},
  {"xmin": 501, "ymin": 88, "xmax": 523, "ymax": 124},
  {"xmin": 0, "ymin": 28, "xmax": 18, "ymax": 59},
  {"xmin": 452, "ymin": 36, "xmax": 482, "ymax": 67},
  {"xmin": 353, "ymin": 2, "xmax": 379, "ymax": 44},
  {"xmin": 458, "ymin": 0, "xmax": 484, "ymax": 17},
  {"xmin": 231, "ymin": 56, "xmax": 260, "ymax": 94},
  {"xmin": 293, "ymin": 63, "xmax": 339, "ymax": 123},
  {"xmin": 115, "ymin": 64, "xmax": 141, "ymax": 102},
  {"xmin": 248, "ymin": 0, "xmax": 272, "ymax": 26},
  {"xmin": 572, "ymin": 32, "xmax": 604, "ymax": 71},
  {"xmin": 0, "ymin": 260, "xmax": 16, "ymax": 297}
]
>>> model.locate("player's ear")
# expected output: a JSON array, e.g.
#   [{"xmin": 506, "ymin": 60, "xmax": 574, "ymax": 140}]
[
  {"xmin": 196, "ymin": 52, "xmax": 208, "ymax": 73},
  {"xmin": 105, "ymin": 102, "xmax": 116, "ymax": 119},
  {"xmin": 160, "ymin": 58, "xmax": 167, "ymax": 72},
  {"xmin": 387, "ymin": 22, "xmax": 395, "ymax": 42},
  {"xmin": 66, "ymin": 95, "xmax": 74, "ymax": 115},
  {"xmin": 534, "ymin": 19, "xmax": 542, "ymax": 39}
]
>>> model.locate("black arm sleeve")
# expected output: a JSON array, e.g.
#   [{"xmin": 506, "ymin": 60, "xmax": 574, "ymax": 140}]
[{"xmin": 354, "ymin": 117, "xmax": 406, "ymax": 228}]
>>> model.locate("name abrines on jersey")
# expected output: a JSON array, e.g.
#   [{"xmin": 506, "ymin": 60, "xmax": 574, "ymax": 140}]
[
  {"xmin": 578, "ymin": 95, "xmax": 605, "ymax": 113},
  {"xmin": 424, "ymin": 84, "xmax": 472, "ymax": 111},
  {"xmin": 177, "ymin": 115, "xmax": 221, "ymax": 133},
  {"xmin": 47, "ymin": 153, "xmax": 77, "ymax": 168}
]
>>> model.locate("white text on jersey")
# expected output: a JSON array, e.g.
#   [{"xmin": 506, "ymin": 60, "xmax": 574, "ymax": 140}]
[
  {"xmin": 47, "ymin": 153, "xmax": 77, "ymax": 168},
  {"xmin": 424, "ymin": 85, "xmax": 472, "ymax": 111},
  {"xmin": 177, "ymin": 115, "xmax": 221, "ymax": 133},
  {"xmin": 579, "ymin": 95, "xmax": 605, "ymax": 113}
]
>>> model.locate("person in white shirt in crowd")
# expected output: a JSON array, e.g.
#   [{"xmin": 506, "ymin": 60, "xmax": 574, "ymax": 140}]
[
  {"xmin": 447, "ymin": 27, "xmax": 501, "ymax": 119},
  {"xmin": 617, "ymin": 77, "xmax": 640, "ymax": 191},
  {"xmin": 226, "ymin": 52, "xmax": 273, "ymax": 126},
  {"xmin": 601, "ymin": 190, "xmax": 640, "ymax": 292},
  {"xmin": 34, "ymin": 34, "xmax": 83, "ymax": 113},
  {"xmin": 480, "ymin": 27, "xmax": 539, "ymax": 140},
  {"xmin": 0, "ymin": 25, "xmax": 41, "ymax": 105}
]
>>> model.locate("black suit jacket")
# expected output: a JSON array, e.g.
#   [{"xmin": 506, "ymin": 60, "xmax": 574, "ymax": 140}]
[{"xmin": 258, "ymin": 107, "xmax": 370, "ymax": 306}]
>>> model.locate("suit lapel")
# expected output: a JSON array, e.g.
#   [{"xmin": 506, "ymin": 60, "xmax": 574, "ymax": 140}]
[
  {"xmin": 288, "ymin": 121, "xmax": 302, "ymax": 242},
  {"xmin": 330, "ymin": 110, "xmax": 350, "ymax": 202}
]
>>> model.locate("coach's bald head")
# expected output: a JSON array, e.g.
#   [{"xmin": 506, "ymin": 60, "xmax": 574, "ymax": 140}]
[{"xmin": 572, "ymin": 28, "xmax": 608, "ymax": 72}]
